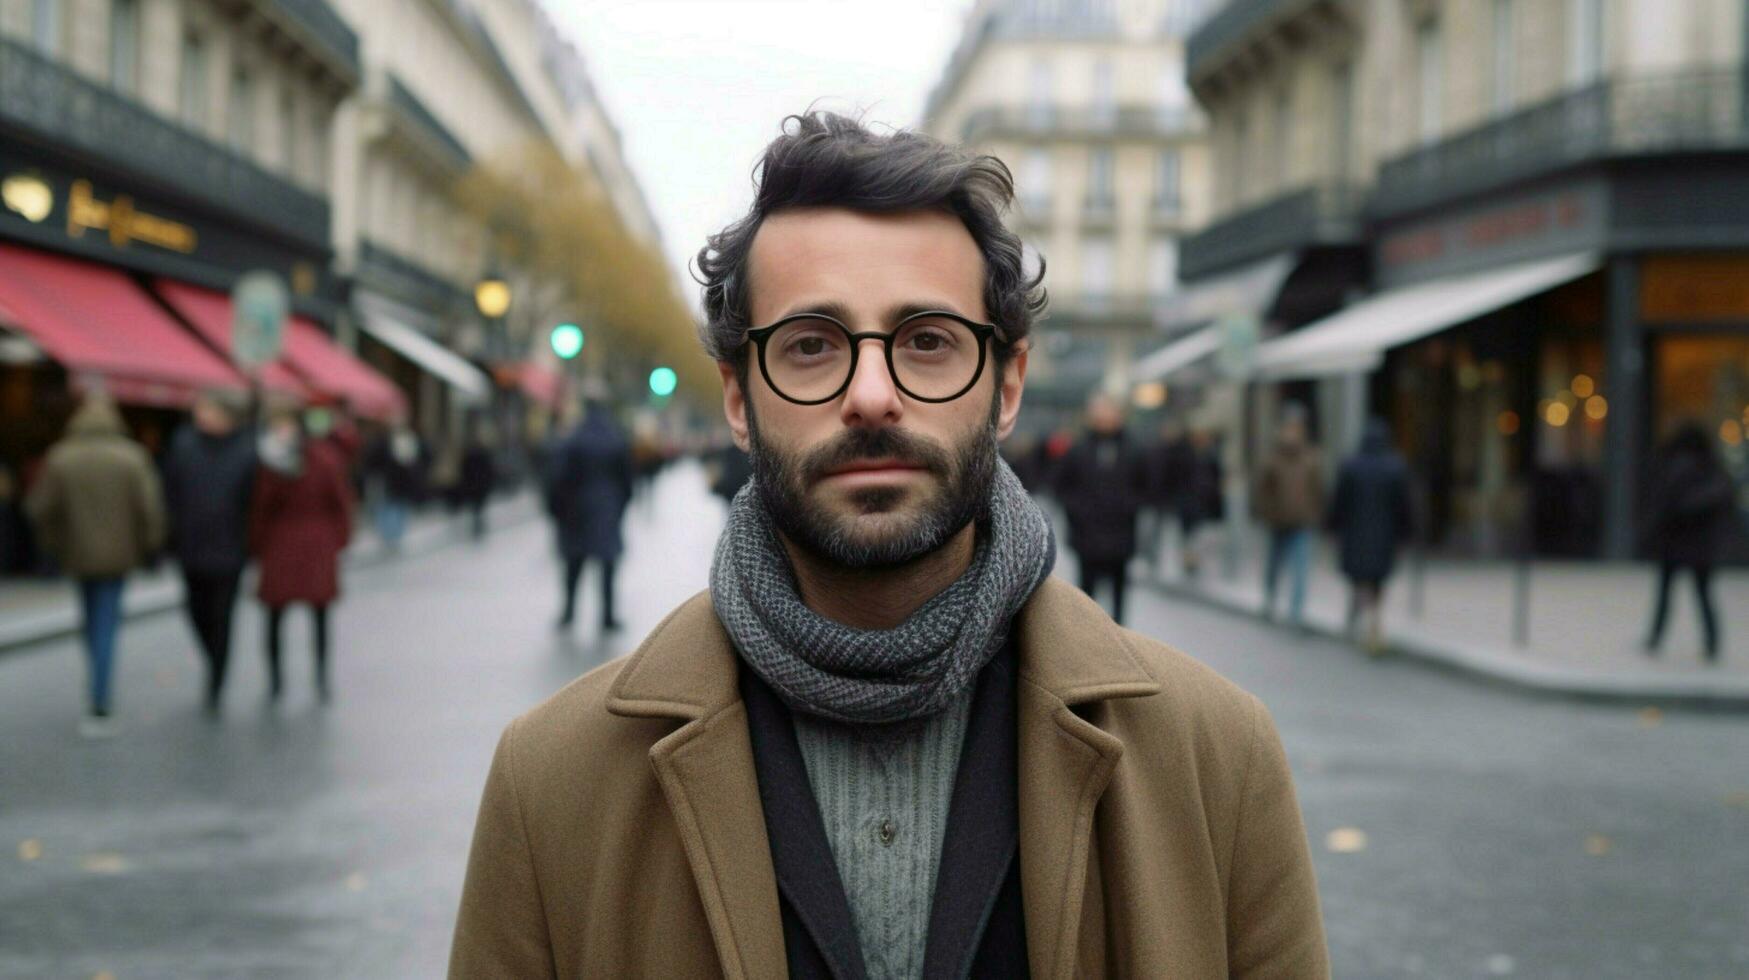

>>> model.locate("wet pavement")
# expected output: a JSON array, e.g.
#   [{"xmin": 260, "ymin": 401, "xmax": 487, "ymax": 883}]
[{"xmin": 2, "ymin": 460, "xmax": 1747, "ymax": 978}]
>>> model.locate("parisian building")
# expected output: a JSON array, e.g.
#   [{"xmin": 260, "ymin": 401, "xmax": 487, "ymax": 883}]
[
  {"xmin": 923, "ymin": 0, "xmax": 1217, "ymax": 432},
  {"xmin": 1167, "ymin": 0, "xmax": 1749, "ymax": 561}
]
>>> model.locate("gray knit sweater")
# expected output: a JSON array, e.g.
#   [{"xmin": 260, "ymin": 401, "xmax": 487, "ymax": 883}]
[{"xmin": 792, "ymin": 690, "xmax": 974, "ymax": 980}]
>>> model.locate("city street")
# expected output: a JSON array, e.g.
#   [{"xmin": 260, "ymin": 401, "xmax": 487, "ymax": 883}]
[{"xmin": 3, "ymin": 461, "xmax": 1747, "ymax": 979}]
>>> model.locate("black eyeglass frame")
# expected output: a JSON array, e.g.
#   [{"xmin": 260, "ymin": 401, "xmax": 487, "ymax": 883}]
[{"xmin": 740, "ymin": 309, "xmax": 1010, "ymax": 406}]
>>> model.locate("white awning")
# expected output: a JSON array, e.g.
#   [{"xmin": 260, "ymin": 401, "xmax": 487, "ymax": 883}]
[
  {"xmin": 354, "ymin": 301, "xmax": 490, "ymax": 403},
  {"xmin": 1133, "ymin": 325, "xmax": 1221, "ymax": 383},
  {"xmin": 1253, "ymin": 251, "xmax": 1603, "ymax": 380},
  {"xmin": 1153, "ymin": 252, "xmax": 1298, "ymax": 332}
]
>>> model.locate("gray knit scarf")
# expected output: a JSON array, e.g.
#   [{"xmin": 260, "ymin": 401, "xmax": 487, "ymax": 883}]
[{"xmin": 710, "ymin": 458, "xmax": 1055, "ymax": 725}]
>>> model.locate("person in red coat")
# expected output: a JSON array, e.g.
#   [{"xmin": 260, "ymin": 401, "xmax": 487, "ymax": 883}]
[{"xmin": 250, "ymin": 410, "xmax": 354, "ymax": 702}]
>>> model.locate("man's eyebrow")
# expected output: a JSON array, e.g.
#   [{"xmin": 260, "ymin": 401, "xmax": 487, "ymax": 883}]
[{"xmin": 771, "ymin": 300, "xmax": 973, "ymax": 326}]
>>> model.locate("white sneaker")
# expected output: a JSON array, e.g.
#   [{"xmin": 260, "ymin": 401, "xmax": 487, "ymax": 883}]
[{"xmin": 77, "ymin": 713, "xmax": 119, "ymax": 739}]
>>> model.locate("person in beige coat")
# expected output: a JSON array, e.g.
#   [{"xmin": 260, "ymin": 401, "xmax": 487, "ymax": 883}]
[
  {"xmin": 26, "ymin": 394, "xmax": 166, "ymax": 735},
  {"xmin": 451, "ymin": 111, "xmax": 1328, "ymax": 979}
]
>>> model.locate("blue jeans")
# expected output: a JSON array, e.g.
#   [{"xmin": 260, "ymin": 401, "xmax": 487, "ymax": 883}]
[
  {"xmin": 78, "ymin": 578, "xmax": 126, "ymax": 712},
  {"xmin": 1264, "ymin": 528, "xmax": 1312, "ymax": 624},
  {"xmin": 376, "ymin": 501, "xmax": 409, "ymax": 546}
]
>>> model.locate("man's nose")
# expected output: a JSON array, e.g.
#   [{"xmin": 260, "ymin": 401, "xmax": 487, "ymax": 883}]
[{"xmin": 839, "ymin": 337, "xmax": 903, "ymax": 429}]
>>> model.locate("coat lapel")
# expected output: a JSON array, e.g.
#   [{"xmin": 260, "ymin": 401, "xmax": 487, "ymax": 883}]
[
  {"xmin": 1013, "ymin": 579, "xmax": 1162, "ymax": 980},
  {"xmin": 607, "ymin": 594, "xmax": 788, "ymax": 980}
]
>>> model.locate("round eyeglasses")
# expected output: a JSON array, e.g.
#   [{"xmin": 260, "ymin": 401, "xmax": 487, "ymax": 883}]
[{"xmin": 742, "ymin": 310, "xmax": 1008, "ymax": 406}]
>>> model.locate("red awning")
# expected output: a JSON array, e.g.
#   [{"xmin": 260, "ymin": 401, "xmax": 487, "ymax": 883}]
[
  {"xmin": 0, "ymin": 243, "xmax": 245, "ymax": 406},
  {"xmin": 155, "ymin": 280, "xmax": 406, "ymax": 422},
  {"xmin": 151, "ymin": 280, "xmax": 308, "ymax": 398}
]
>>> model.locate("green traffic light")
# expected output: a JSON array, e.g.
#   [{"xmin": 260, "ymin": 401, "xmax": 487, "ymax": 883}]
[
  {"xmin": 550, "ymin": 323, "xmax": 585, "ymax": 360},
  {"xmin": 648, "ymin": 366, "xmax": 678, "ymax": 397}
]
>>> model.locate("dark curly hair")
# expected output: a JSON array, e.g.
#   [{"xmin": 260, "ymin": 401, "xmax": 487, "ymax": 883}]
[{"xmin": 694, "ymin": 111, "xmax": 1046, "ymax": 375}]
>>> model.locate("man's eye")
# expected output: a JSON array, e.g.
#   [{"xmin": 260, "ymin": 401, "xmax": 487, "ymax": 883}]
[
  {"xmin": 907, "ymin": 330, "xmax": 949, "ymax": 352},
  {"xmin": 798, "ymin": 337, "xmax": 826, "ymax": 356}
]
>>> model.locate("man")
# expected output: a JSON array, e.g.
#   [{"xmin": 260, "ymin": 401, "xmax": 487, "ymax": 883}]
[
  {"xmin": 545, "ymin": 383, "xmax": 633, "ymax": 632},
  {"xmin": 26, "ymin": 393, "xmax": 166, "ymax": 736},
  {"xmin": 163, "ymin": 390, "xmax": 256, "ymax": 711},
  {"xmin": 451, "ymin": 112, "xmax": 1327, "ymax": 978},
  {"xmin": 1054, "ymin": 392, "xmax": 1150, "ymax": 624},
  {"xmin": 1253, "ymin": 403, "xmax": 1325, "ymax": 628}
]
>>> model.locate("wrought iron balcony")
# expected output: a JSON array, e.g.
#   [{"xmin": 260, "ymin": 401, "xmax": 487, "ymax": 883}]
[
  {"xmin": 1187, "ymin": 0, "xmax": 1321, "ymax": 83},
  {"xmin": 1373, "ymin": 68, "xmax": 1749, "ymax": 219},
  {"xmin": 960, "ymin": 104, "xmax": 1200, "ymax": 143},
  {"xmin": 1179, "ymin": 183, "xmax": 1362, "ymax": 280},
  {"xmin": 0, "ymin": 36, "xmax": 329, "ymax": 248}
]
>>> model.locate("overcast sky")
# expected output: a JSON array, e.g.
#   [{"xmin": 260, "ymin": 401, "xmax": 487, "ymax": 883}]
[{"xmin": 542, "ymin": 0, "xmax": 976, "ymax": 297}]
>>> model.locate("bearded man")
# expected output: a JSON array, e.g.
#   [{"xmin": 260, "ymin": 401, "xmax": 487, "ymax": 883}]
[{"xmin": 450, "ymin": 111, "xmax": 1329, "ymax": 979}]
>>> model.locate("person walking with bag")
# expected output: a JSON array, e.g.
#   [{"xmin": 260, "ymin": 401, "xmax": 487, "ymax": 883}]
[
  {"xmin": 1643, "ymin": 422, "xmax": 1739, "ymax": 662},
  {"xmin": 25, "ymin": 394, "xmax": 166, "ymax": 736},
  {"xmin": 250, "ymin": 409, "xmax": 354, "ymax": 703}
]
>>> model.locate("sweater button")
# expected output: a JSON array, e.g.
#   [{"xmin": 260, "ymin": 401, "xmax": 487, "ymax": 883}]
[{"xmin": 877, "ymin": 819, "xmax": 896, "ymax": 846}]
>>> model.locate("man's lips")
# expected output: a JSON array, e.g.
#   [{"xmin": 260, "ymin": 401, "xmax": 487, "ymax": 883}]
[{"xmin": 821, "ymin": 459, "xmax": 925, "ymax": 480}]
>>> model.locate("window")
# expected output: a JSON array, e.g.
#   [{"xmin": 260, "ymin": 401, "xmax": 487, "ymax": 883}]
[
  {"xmin": 1020, "ymin": 148, "xmax": 1053, "ymax": 213},
  {"xmin": 1158, "ymin": 51, "xmax": 1189, "ymax": 116},
  {"xmin": 1087, "ymin": 148, "xmax": 1114, "ymax": 207},
  {"xmin": 1233, "ymin": 109, "xmax": 1250, "ymax": 202},
  {"xmin": 1567, "ymin": 0, "xmax": 1604, "ymax": 85},
  {"xmin": 1492, "ymin": 0, "xmax": 1515, "ymax": 117},
  {"xmin": 1081, "ymin": 237, "xmax": 1114, "ymax": 299},
  {"xmin": 1154, "ymin": 148, "xmax": 1181, "ymax": 213},
  {"xmin": 32, "ymin": 0, "xmax": 60, "ymax": 56},
  {"xmin": 1417, "ymin": 20, "xmax": 1443, "ymax": 146},
  {"xmin": 179, "ymin": 33, "xmax": 208, "ymax": 129},
  {"xmin": 1331, "ymin": 62, "xmax": 1354, "ymax": 182},
  {"xmin": 228, "ymin": 69, "xmax": 254, "ymax": 154},
  {"xmin": 109, "ymin": 0, "xmax": 139, "ymax": 95},
  {"xmin": 1273, "ymin": 85, "xmax": 1293, "ymax": 189},
  {"xmin": 1149, "ymin": 237, "xmax": 1179, "ymax": 297},
  {"xmin": 1027, "ymin": 58, "xmax": 1053, "ymax": 128},
  {"xmin": 1091, "ymin": 58, "xmax": 1115, "ymax": 125},
  {"xmin": 280, "ymin": 90, "xmax": 298, "ymax": 175}
]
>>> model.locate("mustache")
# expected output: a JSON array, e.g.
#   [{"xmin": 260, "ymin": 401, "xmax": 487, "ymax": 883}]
[{"xmin": 799, "ymin": 427, "xmax": 952, "ymax": 483}]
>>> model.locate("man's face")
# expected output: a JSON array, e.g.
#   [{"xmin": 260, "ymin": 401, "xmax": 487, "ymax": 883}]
[{"xmin": 719, "ymin": 208, "xmax": 1028, "ymax": 569}]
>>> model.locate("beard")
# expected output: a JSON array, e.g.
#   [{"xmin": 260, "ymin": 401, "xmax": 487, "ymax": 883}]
[{"xmin": 746, "ymin": 394, "xmax": 1001, "ymax": 570}]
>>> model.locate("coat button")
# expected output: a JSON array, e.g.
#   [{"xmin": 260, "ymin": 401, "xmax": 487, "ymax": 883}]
[{"xmin": 877, "ymin": 819, "xmax": 896, "ymax": 846}]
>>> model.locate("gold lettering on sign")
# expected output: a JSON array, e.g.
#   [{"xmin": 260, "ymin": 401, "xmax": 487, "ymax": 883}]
[{"xmin": 66, "ymin": 180, "xmax": 198, "ymax": 254}]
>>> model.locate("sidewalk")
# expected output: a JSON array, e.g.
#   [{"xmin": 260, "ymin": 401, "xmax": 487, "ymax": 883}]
[
  {"xmin": 1139, "ymin": 525, "xmax": 1749, "ymax": 707},
  {"xmin": 0, "ymin": 494, "xmax": 539, "ymax": 654}
]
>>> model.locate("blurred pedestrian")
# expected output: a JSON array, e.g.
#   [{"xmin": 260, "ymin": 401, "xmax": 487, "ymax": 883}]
[
  {"xmin": 1178, "ymin": 427, "xmax": 1224, "ymax": 577},
  {"xmin": 1252, "ymin": 403, "xmax": 1324, "ymax": 627},
  {"xmin": 1642, "ymin": 423, "xmax": 1739, "ymax": 662},
  {"xmin": 1142, "ymin": 418, "xmax": 1189, "ymax": 577},
  {"xmin": 364, "ymin": 420, "xmax": 426, "ymax": 550},
  {"xmin": 458, "ymin": 425, "xmax": 497, "ymax": 540},
  {"xmin": 707, "ymin": 439, "xmax": 752, "ymax": 505},
  {"xmin": 251, "ymin": 410, "xmax": 354, "ymax": 702},
  {"xmin": 1327, "ymin": 417, "xmax": 1413, "ymax": 653},
  {"xmin": 163, "ymin": 390, "xmax": 256, "ymax": 712},
  {"xmin": 453, "ymin": 110, "xmax": 1326, "ymax": 977},
  {"xmin": 24, "ymin": 394, "xmax": 166, "ymax": 736},
  {"xmin": 1056, "ymin": 392, "xmax": 1149, "ymax": 625},
  {"xmin": 546, "ymin": 386, "xmax": 633, "ymax": 632}
]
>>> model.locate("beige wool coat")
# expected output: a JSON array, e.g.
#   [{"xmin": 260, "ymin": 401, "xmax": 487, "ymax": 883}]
[{"xmin": 450, "ymin": 578, "xmax": 1329, "ymax": 979}]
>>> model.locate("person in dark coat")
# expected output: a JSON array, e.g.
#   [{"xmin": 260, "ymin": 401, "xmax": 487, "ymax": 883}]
[
  {"xmin": 1642, "ymin": 423, "xmax": 1740, "ymax": 661},
  {"xmin": 707, "ymin": 439, "xmax": 753, "ymax": 505},
  {"xmin": 457, "ymin": 427, "xmax": 497, "ymax": 541},
  {"xmin": 1177, "ymin": 428, "xmax": 1223, "ymax": 576},
  {"xmin": 1055, "ymin": 393, "xmax": 1150, "ymax": 625},
  {"xmin": 250, "ymin": 410, "xmax": 354, "ymax": 702},
  {"xmin": 1141, "ymin": 419, "xmax": 1189, "ymax": 578},
  {"xmin": 547, "ymin": 395, "xmax": 634, "ymax": 631},
  {"xmin": 163, "ymin": 391, "xmax": 256, "ymax": 711},
  {"xmin": 364, "ymin": 422, "xmax": 427, "ymax": 549},
  {"xmin": 1327, "ymin": 417, "xmax": 1413, "ymax": 652}
]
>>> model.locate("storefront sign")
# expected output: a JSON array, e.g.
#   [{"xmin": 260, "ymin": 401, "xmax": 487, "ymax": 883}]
[
  {"xmin": 1376, "ymin": 181, "xmax": 1608, "ymax": 288},
  {"xmin": 65, "ymin": 179, "xmax": 197, "ymax": 253}
]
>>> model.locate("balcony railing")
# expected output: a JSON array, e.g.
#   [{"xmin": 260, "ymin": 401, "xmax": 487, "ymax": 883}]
[
  {"xmin": 388, "ymin": 75, "xmax": 472, "ymax": 170},
  {"xmin": 960, "ymin": 104, "xmax": 1199, "ymax": 143},
  {"xmin": 259, "ymin": 0, "xmax": 359, "ymax": 81},
  {"xmin": 358, "ymin": 241, "xmax": 465, "ymax": 311},
  {"xmin": 1373, "ymin": 68, "xmax": 1749, "ymax": 218},
  {"xmin": 0, "ymin": 36, "xmax": 330, "ymax": 248},
  {"xmin": 1179, "ymin": 183, "xmax": 1362, "ymax": 280},
  {"xmin": 1187, "ymin": 0, "xmax": 1319, "ymax": 82}
]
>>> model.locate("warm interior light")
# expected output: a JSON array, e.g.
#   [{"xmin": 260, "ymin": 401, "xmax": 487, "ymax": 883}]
[
  {"xmin": 1497, "ymin": 410, "xmax": 1520, "ymax": 435},
  {"xmin": 1545, "ymin": 401, "xmax": 1571, "ymax": 427},
  {"xmin": 1131, "ymin": 381, "xmax": 1168, "ymax": 409},
  {"xmin": 1570, "ymin": 374, "xmax": 1595, "ymax": 398},
  {"xmin": 1585, "ymin": 395, "xmax": 1608, "ymax": 421}
]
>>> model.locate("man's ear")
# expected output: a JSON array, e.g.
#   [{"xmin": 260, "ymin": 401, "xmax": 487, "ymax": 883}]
[
  {"xmin": 718, "ymin": 360, "xmax": 751, "ymax": 451},
  {"xmin": 995, "ymin": 342, "xmax": 1028, "ymax": 441}
]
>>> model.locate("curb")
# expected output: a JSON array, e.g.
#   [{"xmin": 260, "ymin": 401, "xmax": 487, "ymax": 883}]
[
  {"xmin": 0, "ymin": 496, "xmax": 541, "ymax": 656},
  {"xmin": 1142, "ymin": 576, "xmax": 1749, "ymax": 711}
]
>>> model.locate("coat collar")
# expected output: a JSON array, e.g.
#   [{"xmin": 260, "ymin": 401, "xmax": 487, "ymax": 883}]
[
  {"xmin": 605, "ymin": 578, "xmax": 1160, "ymax": 719},
  {"xmin": 603, "ymin": 577, "xmax": 1163, "ymax": 980}
]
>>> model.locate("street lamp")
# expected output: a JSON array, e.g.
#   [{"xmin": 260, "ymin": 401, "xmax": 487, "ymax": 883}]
[{"xmin": 474, "ymin": 276, "xmax": 511, "ymax": 320}]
